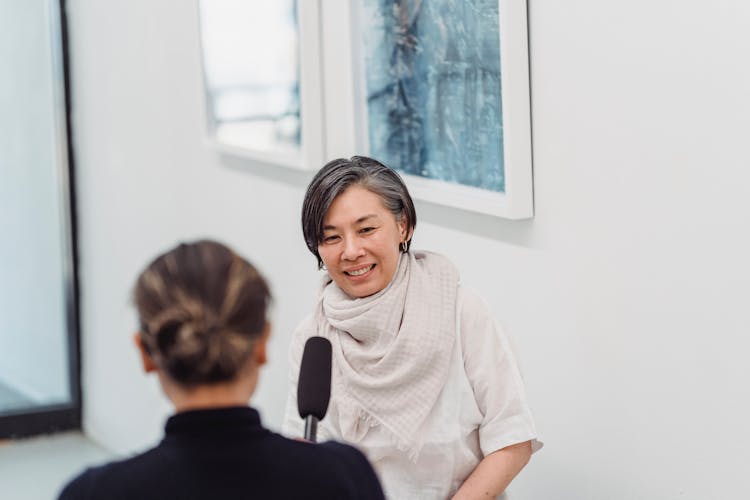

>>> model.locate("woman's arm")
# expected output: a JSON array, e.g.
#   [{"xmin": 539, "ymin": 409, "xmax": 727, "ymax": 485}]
[
  {"xmin": 454, "ymin": 287, "xmax": 540, "ymax": 498},
  {"xmin": 452, "ymin": 440, "xmax": 532, "ymax": 499}
]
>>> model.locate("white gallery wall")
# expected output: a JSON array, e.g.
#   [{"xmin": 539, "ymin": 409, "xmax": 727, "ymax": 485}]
[{"xmin": 66, "ymin": 1, "xmax": 750, "ymax": 499}]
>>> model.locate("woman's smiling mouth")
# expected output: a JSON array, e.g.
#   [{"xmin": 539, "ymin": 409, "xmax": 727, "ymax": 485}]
[{"xmin": 344, "ymin": 264, "xmax": 375, "ymax": 276}]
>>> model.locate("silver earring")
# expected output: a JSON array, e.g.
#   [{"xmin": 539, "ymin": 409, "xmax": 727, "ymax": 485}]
[{"xmin": 400, "ymin": 241, "xmax": 408, "ymax": 253}]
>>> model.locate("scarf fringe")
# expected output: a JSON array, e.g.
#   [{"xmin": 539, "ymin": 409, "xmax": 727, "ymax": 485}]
[{"xmin": 337, "ymin": 396, "xmax": 424, "ymax": 463}]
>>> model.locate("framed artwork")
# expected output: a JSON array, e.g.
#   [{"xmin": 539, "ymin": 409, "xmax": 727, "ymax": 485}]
[
  {"xmin": 324, "ymin": 0, "xmax": 533, "ymax": 219},
  {"xmin": 199, "ymin": 0, "xmax": 533, "ymax": 219},
  {"xmin": 198, "ymin": 0, "xmax": 324, "ymax": 170}
]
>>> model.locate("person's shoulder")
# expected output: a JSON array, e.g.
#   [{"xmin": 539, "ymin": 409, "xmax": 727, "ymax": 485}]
[
  {"xmin": 58, "ymin": 466, "xmax": 98, "ymax": 500},
  {"xmin": 457, "ymin": 284, "xmax": 493, "ymax": 316},
  {"xmin": 293, "ymin": 312, "xmax": 316, "ymax": 335},
  {"xmin": 57, "ymin": 447, "xmax": 163, "ymax": 499},
  {"xmin": 316, "ymin": 441, "xmax": 385, "ymax": 499},
  {"xmin": 455, "ymin": 284, "xmax": 510, "ymax": 349},
  {"xmin": 57, "ymin": 458, "xmax": 125, "ymax": 500},
  {"xmin": 318, "ymin": 440, "xmax": 376, "ymax": 473},
  {"xmin": 266, "ymin": 432, "xmax": 360, "ymax": 464},
  {"xmin": 264, "ymin": 435, "xmax": 383, "ymax": 498},
  {"xmin": 288, "ymin": 312, "xmax": 318, "ymax": 359},
  {"xmin": 414, "ymin": 250, "xmax": 459, "ymax": 274},
  {"xmin": 317, "ymin": 439, "xmax": 367, "ymax": 462}
]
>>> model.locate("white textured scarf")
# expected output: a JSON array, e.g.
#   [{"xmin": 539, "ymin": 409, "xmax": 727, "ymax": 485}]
[{"xmin": 312, "ymin": 251, "xmax": 459, "ymax": 460}]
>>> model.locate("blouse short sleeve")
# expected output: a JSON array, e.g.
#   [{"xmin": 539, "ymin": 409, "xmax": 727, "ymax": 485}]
[{"xmin": 457, "ymin": 287, "xmax": 542, "ymax": 457}]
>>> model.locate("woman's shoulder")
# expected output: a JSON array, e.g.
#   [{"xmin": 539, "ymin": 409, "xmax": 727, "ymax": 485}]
[
  {"xmin": 266, "ymin": 431, "xmax": 357, "ymax": 462},
  {"xmin": 292, "ymin": 312, "xmax": 317, "ymax": 336},
  {"xmin": 456, "ymin": 285, "xmax": 494, "ymax": 317},
  {"xmin": 291, "ymin": 309, "xmax": 321, "ymax": 342},
  {"xmin": 454, "ymin": 285, "xmax": 511, "ymax": 350},
  {"xmin": 264, "ymin": 435, "xmax": 384, "ymax": 499},
  {"xmin": 58, "ymin": 465, "xmax": 101, "ymax": 499},
  {"xmin": 413, "ymin": 250, "xmax": 460, "ymax": 275},
  {"xmin": 57, "ymin": 448, "xmax": 161, "ymax": 499},
  {"xmin": 316, "ymin": 441, "xmax": 385, "ymax": 499},
  {"xmin": 316, "ymin": 439, "xmax": 371, "ymax": 466}
]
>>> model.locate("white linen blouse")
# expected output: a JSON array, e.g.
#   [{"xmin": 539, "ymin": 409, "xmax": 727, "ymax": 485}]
[{"xmin": 282, "ymin": 286, "xmax": 541, "ymax": 499}]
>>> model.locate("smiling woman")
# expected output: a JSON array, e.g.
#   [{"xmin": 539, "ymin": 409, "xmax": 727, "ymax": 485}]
[{"xmin": 283, "ymin": 156, "xmax": 542, "ymax": 499}]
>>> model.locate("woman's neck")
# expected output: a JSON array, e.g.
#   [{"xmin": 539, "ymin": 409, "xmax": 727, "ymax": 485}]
[{"xmin": 158, "ymin": 370, "xmax": 258, "ymax": 413}]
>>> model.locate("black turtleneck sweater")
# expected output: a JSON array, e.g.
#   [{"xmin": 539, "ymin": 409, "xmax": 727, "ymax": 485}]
[{"xmin": 58, "ymin": 407, "xmax": 384, "ymax": 500}]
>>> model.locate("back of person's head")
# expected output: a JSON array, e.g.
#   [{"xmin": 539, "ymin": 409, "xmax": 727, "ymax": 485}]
[{"xmin": 133, "ymin": 240, "xmax": 271, "ymax": 386}]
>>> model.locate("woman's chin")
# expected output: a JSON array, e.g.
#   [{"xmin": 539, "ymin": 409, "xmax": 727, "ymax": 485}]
[
  {"xmin": 339, "ymin": 279, "xmax": 382, "ymax": 299},
  {"xmin": 342, "ymin": 285, "xmax": 376, "ymax": 299}
]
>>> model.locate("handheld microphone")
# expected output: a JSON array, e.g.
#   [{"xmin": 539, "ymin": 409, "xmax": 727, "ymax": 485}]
[{"xmin": 297, "ymin": 336, "xmax": 332, "ymax": 442}]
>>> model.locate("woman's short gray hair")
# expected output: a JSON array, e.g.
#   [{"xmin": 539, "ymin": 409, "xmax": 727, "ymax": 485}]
[{"xmin": 301, "ymin": 156, "xmax": 417, "ymax": 269}]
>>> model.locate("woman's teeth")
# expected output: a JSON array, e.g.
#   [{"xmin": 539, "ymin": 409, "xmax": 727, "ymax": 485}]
[{"xmin": 346, "ymin": 264, "xmax": 374, "ymax": 276}]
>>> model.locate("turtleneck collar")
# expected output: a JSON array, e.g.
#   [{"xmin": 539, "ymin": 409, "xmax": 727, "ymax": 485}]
[{"xmin": 164, "ymin": 406, "xmax": 266, "ymax": 440}]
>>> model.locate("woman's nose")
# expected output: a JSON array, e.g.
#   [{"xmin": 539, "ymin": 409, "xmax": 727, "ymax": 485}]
[{"xmin": 341, "ymin": 237, "xmax": 365, "ymax": 260}]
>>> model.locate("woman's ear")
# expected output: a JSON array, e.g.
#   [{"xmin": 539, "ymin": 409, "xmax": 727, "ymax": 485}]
[
  {"xmin": 133, "ymin": 333, "xmax": 158, "ymax": 373},
  {"xmin": 253, "ymin": 323, "xmax": 272, "ymax": 366},
  {"xmin": 398, "ymin": 212, "xmax": 409, "ymax": 241}
]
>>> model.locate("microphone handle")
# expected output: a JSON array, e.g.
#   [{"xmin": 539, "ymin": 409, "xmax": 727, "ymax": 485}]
[{"xmin": 304, "ymin": 415, "xmax": 318, "ymax": 442}]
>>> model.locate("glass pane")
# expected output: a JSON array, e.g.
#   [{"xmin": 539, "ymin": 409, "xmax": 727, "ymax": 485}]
[
  {"xmin": 199, "ymin": 0, "xmax": 301, "ymax": 156},
  {"xmin": 0, "ymin": 0, "xmax": 73, "ymax": 414},
  {"xmin": 360, "ymin": 0, "xmax": 505, "ymax": 192}
]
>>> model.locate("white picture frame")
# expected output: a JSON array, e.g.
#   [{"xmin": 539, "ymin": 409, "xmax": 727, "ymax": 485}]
[{"xmin": 198, "ymin": 0, "xmax": 325, "ymax": 171}]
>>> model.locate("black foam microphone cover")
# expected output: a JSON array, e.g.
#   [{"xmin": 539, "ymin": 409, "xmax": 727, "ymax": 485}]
[{"xmin": 297, "ymin": 336, "xmax": 332, "ymax": 420}]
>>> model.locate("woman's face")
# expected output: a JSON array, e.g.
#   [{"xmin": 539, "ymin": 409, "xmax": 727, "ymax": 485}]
[{"xmin": 318, "ymin": 185, "xmax": 408, "ymax": 298}]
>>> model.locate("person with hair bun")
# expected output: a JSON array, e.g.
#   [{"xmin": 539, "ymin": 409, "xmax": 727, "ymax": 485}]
[
  {"xmin": 283, "ymin": 157, "xmax": 542, "ymax": 499},
  {"xmin": 59, "ymin": 240, "xmax": 384, "ymax": 500}
]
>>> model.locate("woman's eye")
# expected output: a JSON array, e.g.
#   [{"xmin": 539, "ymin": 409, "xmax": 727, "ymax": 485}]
[
  {"xmin": 360, "ymin": 227, "xmax": 375, "ymax": 234},
  {"xmin": 323, "ymin": 235, "xmax": 339, "ymax": 243}
]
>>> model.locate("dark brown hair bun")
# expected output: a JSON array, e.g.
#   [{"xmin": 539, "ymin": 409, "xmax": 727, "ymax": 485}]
[{"xmin": 133, "ymin": 240, "xmax": 271, "ymax": 385}]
